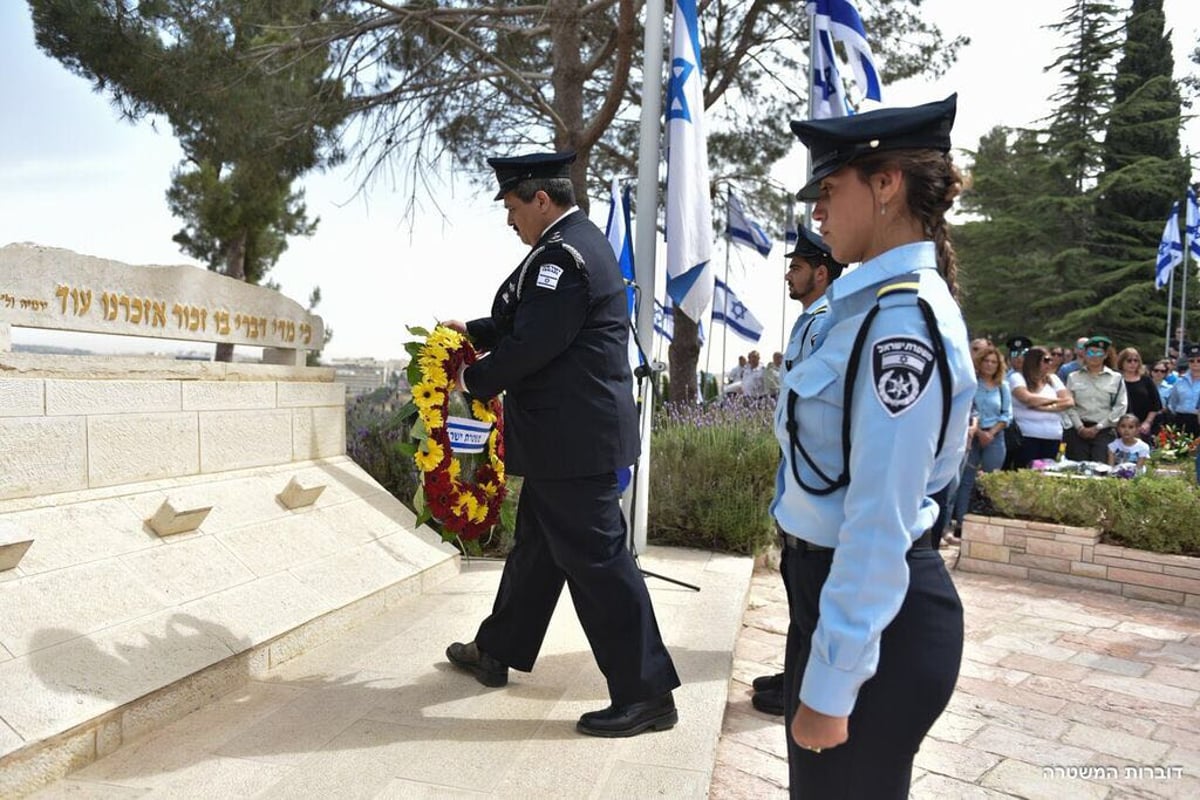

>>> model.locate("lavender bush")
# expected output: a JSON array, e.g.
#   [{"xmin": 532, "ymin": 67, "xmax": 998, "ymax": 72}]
[{"xmin": 648, "ymin": 395, "xmax": 779, "ymax": 554}]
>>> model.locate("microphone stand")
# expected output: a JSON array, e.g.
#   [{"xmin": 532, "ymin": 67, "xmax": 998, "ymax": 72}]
[{"xmin": 625, "ymin": 280, "xmax": 701, "ymax": 593}]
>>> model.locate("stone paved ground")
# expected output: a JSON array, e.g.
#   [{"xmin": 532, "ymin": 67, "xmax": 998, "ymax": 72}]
[{"xmin": 712, "ymin": 548, "xmax": 1200, "ymax": 799}]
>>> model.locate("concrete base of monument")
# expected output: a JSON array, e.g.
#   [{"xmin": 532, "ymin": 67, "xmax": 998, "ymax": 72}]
[{"xmin": 0, "ymin": 456, "xmax": 459, "ymax": 797}]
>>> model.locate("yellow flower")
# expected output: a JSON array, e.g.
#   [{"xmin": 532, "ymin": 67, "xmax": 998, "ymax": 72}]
[
  {"xmin": 481, "ymin": 480, "xmax": 498, "ymax": 498},
  {"xmin": 453, "ymin": 492, "xmax": 480, "ymax": 520},
  {"xmin": 472, "ymin": 399, "xmax": 496, "ymax": 423},
  {"xmin": 422, "ymin": 363, "xmax": 449, "ymax": 388},
  {"xmin": 412, "ymin": 382, "xmax": 445, "ymax": 410},
  {"xmin": 430, "ymin": 328, "xmax": 463, "ymax": 349},
  {"xmin": 419, "ymin": 407, "xmax": 444, "ymax": 430},
  {"xmin": 447, "ymin": 458, "xmax": 462, "ymax": 480},
  {"xmin": 414, "ymin": 439, "xmax": 445, "ymax": 472}
]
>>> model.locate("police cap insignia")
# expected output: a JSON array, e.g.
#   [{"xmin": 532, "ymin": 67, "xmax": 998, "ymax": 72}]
[
  {"xmin": 872, "ymin": 336, "xmax": 935, "ymax": 416},
  {"xmin": 1005, "ymin": 335, "xmax": 1033, "ymax": 356},
  {"xmin": 487, "ymin": 151, "xmax": 576, "ymax": 200},
  {"xmin": 790, "ymin": 95, "xmax": 956, "ymax": 201}
]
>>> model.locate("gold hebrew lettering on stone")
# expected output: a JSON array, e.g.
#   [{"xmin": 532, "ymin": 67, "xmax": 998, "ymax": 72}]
[
  {"xmin": 213, "ymin": 309, "xmax": 231, "ymax": 335},
  {"xmin": 151, "ymin": 300, "xmax": 167, "ymax": 327},
  {"xmin": 55, "ymin": 284, "xmax": 69, "ymax": 313},
  {"xmin": 101, "ymin": 291, "xmax": 119, "ymax": 320},
  {"xmin": 147, "ymin": 500, "xmax": 212, "ymax": 537},
  {"xmin": 130, "ymin": 297, "xmax": 144, "ymax": 324},
  {"xmin": 277, "ymin": 477, "xmax": 327, "ymax": 510},
  {"xmin": 300, "ymin": 322, "xmax": 312, "ymax": 344}
]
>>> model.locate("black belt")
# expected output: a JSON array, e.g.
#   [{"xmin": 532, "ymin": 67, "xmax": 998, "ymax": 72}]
[{"xmin": 781, "ymin": 529, "xmax": 934, "ymax": 553}]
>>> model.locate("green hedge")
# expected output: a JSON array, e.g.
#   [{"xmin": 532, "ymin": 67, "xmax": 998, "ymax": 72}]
[
  {"xmin": 977, "ymin": 469, "xmax": 1200, "ymax": 556},
  {"xmin": 647, "ymin": 397, "xmax": 778, "ymax": 554}
]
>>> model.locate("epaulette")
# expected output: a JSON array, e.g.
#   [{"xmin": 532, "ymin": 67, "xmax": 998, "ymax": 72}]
[{"xmin": 876, "ymin": 278, "xmax": 920, "ymax": 308}]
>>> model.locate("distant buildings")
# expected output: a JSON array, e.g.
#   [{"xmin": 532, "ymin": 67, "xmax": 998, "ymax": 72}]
[{"xmin": 329, "ymin": 357, "xmax": 409, "ymax": 397}]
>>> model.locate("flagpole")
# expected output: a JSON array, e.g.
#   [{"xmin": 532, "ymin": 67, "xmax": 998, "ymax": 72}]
[
  {"xmin": 1180, "ymin": 215, "xmax": 1189, "ymax": 353},
  {"xmin": 721, "ymin": 223, "xmax": 731, "ymax": 384},
  {"xmin": 1165, "ymin": 267, "xmax": 1175, "ymax": 360},
  {"xmin": 628, "ymin": 0, "xmax": 665, "ymax": 555}
]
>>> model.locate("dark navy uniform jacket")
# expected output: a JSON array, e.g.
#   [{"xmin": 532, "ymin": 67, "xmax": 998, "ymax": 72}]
[{"xmin": 464, "ymin": 209, "xmax": 639, "ymax": 479}]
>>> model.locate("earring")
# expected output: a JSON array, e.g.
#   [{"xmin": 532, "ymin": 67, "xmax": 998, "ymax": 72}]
[{"xmin": 880, "ymin": 203, "xmax": 887, "ymax": 216}]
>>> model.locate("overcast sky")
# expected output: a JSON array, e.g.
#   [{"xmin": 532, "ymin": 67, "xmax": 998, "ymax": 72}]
[{"xmin": 2, "ymin": 1, "xmax": 1198, "ymax": 366}]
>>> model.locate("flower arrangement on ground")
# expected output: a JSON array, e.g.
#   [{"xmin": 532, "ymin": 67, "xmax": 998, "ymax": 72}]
[
  {"xmin": 1151, "ymin": 424, "xmax": 1198, "ymax": 463},
  {"xmin": 401, "ymin": 325, "xmax": 506, "ymax": 542}
]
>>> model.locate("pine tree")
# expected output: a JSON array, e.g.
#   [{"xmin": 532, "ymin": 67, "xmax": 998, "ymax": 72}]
[{"xmin": 1060, "ymin": 0, "xmax": 1190, "ymax": 352}]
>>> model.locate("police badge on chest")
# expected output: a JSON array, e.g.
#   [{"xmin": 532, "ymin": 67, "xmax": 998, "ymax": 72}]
[{"xmin": 872, "ymin": 336, "xmax": 935, "ymax": 416}]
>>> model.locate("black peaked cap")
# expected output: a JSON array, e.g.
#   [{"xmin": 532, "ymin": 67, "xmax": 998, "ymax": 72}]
[
  {"xmin": 487, "ymin": 151, "xmax": 576, "ymax": 200},
  {"xmin": 790, "ymin": 94, "xmax": 957, "ymax": 201}
]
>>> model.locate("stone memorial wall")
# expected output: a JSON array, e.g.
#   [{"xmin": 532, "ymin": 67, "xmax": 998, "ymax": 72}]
[{"xmin": 0, "ymin": 244, "xmax": 457, "ymax": 796}]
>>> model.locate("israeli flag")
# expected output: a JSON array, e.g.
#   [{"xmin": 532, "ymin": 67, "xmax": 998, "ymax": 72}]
[
  {"xmin": 658, "ymin": 297, "xmax": 706, "ymax": 345},
  {"xmin": 726, "ymin": 191, "xmax": 773, "ymax": 257},
  {"xmin": 605, "ymin": 178, "xmax": 636, "ymax": 317},
  {"xmin": 1187, "ymin": 186, "xmax": 1200, "ymax": 261},
  {"xmin": 665, "ymin": 0, "xmax": 714, "ymax": 321},
  {"xmin": 712, "ymin": 278, "xmax": 764, "ymax": 343},
  {"xmin": 1156, "ymin": 201, "xmax": 1183, "ymax": 290},
  {"xmin": 654, "ymin": 299, "xmax": 673, "ymax": 342},
  {"xmin": 806, "ymin": 0, "xmax": 882, "ymax": 119},
  {"xmin": 446, "ymin": 416, "xmax": 493, "ymax": 454}
]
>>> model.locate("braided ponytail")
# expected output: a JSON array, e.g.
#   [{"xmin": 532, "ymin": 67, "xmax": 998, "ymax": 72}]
[{"xmin": 852, "ymin": 150, "xmax": 963, "ymax": 297}]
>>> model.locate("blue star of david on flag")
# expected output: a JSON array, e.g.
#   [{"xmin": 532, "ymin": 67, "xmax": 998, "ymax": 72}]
[
  {"xmin": 711, "ymin": 278, "xmax": 763, "ymax": 343},
  {"xmin": 668, "ymin": 58, "xmax": 694, "ymax": 122}
]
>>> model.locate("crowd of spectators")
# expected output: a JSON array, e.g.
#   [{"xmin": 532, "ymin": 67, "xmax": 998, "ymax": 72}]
[{"xmin": 941, "ymin": 330, "xmax": 1200, "ymax": 543}]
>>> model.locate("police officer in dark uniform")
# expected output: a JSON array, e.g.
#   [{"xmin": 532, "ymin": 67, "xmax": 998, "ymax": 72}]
[
  {"xmin": 443, "ymin": 151, "xmax": 680, "ymax": 738},
  {"xmin": 779, "ymin": 96, "xmax": 975, "ymax": 798}
]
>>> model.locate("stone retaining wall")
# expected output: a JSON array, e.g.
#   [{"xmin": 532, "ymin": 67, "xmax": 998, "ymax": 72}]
[{"xmin": 958, "ymin": 514, "xmax": 1200, "ymax": 608}]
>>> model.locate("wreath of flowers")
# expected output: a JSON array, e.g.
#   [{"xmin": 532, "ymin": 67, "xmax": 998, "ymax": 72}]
[{"xmin": 408, "ymin": 325, "xmax": 506, "ymax": 540}]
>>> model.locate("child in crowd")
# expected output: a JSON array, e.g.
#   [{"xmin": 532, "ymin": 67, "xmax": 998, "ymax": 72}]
[{"xmin": 1108, "ymin": 414, "xmax": 1150, "ymax": 470}]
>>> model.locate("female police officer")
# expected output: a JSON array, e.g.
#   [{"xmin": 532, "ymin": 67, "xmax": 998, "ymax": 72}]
[{"xmin": 775, "ymin": 95, "xmax": 974, "ymax": 798}]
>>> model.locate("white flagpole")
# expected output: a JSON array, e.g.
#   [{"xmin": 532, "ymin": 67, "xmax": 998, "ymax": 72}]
[
  {"xmin": 628, "ymin": 0, "xmax": 665, "ymax": 554},
  {"xmin": 1181, "ymin": 222, "xmax": 1190, "ymax": 353},
  {"xmin": 1165, "ymin": 267, "xmax": 1175, "ymax": 360}
]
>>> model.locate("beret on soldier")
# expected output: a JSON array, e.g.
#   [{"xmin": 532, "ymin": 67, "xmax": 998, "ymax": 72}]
[
  {"xmin": 790, "ymin": 94, "xmax": 957, "ymax": 201},
  {"xmin": 487, "ymin": 151, "xmax": 576, "ymax": 200}
]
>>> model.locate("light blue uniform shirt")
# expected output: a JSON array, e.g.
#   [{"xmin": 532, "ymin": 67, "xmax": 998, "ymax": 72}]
[
  {"xmin": 1167, "ymin": 373, "xmax": 1200, "ymax": 415},
  {"xmin": 771, "ymin": 294, "xmax": 830, "ymax": 523},
  {"xmin": 770, "ymin": 241, "xmax": 975, "ymax": 717}
]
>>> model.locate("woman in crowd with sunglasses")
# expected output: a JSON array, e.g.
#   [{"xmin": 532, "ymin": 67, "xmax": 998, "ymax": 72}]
[
  {"xmin": 1010, "ymin": 346, "xmax": 1074, "ymax": 466},
  {"xmin": 1165, "ymin": 343, "xmax": 1200, "ymax": 437},
  {"xmin": 1064, "ymin": 335, "xmax": 1128, "ymax": 462},
  {"xmin": 1152, "ymin": 359, "xmax": 1176, "ymax": 409},
  {"xmin": 1116, "ymin": 347, "xmax": 1161, "ymax": 442}
]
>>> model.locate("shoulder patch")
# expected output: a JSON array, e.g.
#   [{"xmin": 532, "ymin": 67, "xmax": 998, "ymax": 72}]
[
  {"xmin": 872, "ymin": 335, "xmax": 935, "ymax": 416},
  {"xmin": 536, "ymin": 263, "xmax": 564, "ymax": 290}
]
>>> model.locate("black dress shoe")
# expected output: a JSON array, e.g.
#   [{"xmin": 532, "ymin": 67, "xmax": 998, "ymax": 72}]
[
  {"xmin": 577, "ymin": 692, "xmax": 678, "ymax": 738},
  {"xmin": 752, "ymin": 672, "xmax": 785, "ymax": 692},
  {"xmin": 751, "ymin": 688, "xmax": 785, "ymax": 716},
  {"xmin": 446, "ymin": 641, "xmax": 508, "ymax": 687}
]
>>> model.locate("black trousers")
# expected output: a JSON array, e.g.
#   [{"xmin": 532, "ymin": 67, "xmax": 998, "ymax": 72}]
[
  {"xmin": 1063, "ymin": 425, "xmax": 1116, "ymax": 462},
  {"xmin": 475, "ymin": 474, "xmax": 680, "ymax": 706},
  {"xmin": 782, "ymin": 541, "xmax": 963, "ymax": 799}
]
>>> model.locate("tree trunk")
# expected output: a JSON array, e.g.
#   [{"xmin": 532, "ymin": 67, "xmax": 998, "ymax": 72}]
[
  {"xmin": 668, "ymin": 312, "xmax": 701, "ymax": 403},
  {"xmin": 549, "ymin": 0, "xmax": 590, "ymax": 214},
  {"xmin": 214, "ymin": 229, "xmax": 248, "ymax": 363}
]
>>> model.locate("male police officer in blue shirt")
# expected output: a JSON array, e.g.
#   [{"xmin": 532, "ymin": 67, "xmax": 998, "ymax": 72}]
[
  {"xmin": 752, "ymin": 226, "xmax": 846, "ymax": 717},
  {"xmin": 442, "ymin": 151, "xmax": 680, "ymax": 738}
]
